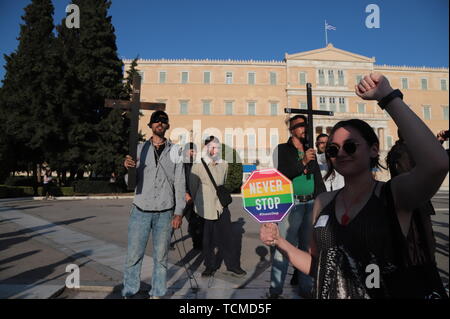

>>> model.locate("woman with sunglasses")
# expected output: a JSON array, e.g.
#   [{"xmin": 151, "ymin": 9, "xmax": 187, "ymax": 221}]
[{"xmin": 260, "ymin": 73, "xmax": 449, "ymax": 298}]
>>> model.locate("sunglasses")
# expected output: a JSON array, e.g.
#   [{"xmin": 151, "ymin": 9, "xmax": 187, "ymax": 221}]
[
  {"xmin": 326, "ymin": 141, "xmax": 360, "ymax": 158},
  {"xmin": 150, "ymin": 116, "xmax": 169, "ymax": 124},
  {"xmin": 289, "ymin": 122, "xmax": 307, "ymax": 130}
]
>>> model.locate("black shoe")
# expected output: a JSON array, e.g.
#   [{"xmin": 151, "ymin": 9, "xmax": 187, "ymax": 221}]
[
  {"xmin": 227, "ymin": 267, "xmax": 247, "ymax": 277},
  {"xmin": 266, "ymin": 292, "xmax": 283, "ymax": 299},
  {"xmin": 201, "ymin": 268, "xmax": 216, "ymax": 277}
]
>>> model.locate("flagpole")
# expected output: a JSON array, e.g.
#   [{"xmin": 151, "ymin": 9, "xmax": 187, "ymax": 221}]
[{"xmin": 325, "ymin": 20, "xmax": 328, "ymax": 46}]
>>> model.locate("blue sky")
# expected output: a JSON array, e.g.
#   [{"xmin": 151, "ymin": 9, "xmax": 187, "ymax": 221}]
[{"xmin": 0, "ymin": 0, "xmax": 448, "ymax": 82}]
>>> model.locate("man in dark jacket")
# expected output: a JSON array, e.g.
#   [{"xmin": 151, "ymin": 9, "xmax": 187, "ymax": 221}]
[{"xmin": 269, "ymin": 115, "xmax": 326, "ymax": 299}]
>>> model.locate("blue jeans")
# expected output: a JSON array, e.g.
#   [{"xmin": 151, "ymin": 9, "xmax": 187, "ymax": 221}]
[
  {"xmin": 122, "ymin": 205, "xmax": 173, "ymax": 297},
  {"xmin": 269, "ymin": 200, "xmax": 314, "ymax": 296}
]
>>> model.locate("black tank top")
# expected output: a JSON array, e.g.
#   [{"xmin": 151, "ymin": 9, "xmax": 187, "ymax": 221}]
[{"xmin": 312, "ymin": 182, "xmax": 399, "ymax": 299}]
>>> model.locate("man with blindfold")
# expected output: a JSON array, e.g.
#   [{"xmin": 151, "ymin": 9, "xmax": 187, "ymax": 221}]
[
  {"xmin": 269, "ymin": 115, "xmax": 326, "ymax": 299},
  {"xmin": 122, "ymin": 110, "xmax": 185, "ymax": 299}
]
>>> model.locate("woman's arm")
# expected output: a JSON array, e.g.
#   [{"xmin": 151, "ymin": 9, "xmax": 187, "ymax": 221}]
[
  {"xmin": 356, "ymin": 73, "xmax": 448, "ymax": 212},
  {"xmin": 260, "ymin": 223, "xmax": 313, "ymax": 275}
]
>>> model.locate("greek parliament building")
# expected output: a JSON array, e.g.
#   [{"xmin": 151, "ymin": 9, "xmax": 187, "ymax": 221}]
[{"xmin": 124, "ymin": 44, "xmax": 449, "ymax": 182}]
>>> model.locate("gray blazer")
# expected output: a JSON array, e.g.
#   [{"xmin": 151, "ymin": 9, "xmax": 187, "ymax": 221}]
[{"xmin": 132, "ymin": 140, "xmax": 186, "ymax": 216}]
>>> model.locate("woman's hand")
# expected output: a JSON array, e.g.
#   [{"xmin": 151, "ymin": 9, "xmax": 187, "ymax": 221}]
[
  {"xmin": 260, "ymin": 223, "xmax": 280, "ymax": 246},
  {"xmin": 355, "ymin": 72, "xmax": 394, "ymax": 102}
]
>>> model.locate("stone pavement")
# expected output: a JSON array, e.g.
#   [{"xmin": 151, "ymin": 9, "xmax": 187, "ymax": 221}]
[{"xmin": 0, "ymin": 191, "xmax": 448, "ymax": 299}]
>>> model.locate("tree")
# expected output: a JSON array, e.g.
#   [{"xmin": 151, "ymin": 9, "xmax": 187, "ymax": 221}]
[
  {"xmin": 0, "ymin": 0, "xmax": 60, "ymax": 191},
  {"xmin": 222, "ymin": 144, "xmax": 243, "ymax": 193},
  {"xmin": 55, "ymin": 0, "xmax": 128, "ymax": 181}
]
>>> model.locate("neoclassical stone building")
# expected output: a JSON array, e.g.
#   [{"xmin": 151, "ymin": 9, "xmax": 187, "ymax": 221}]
[{"xmin": 124, "ymin": 43, "xmax": 449, "ymax": 174}]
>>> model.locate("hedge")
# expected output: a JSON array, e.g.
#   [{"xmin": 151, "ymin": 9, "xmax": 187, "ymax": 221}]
[
  {"xmin": 0, "ymin": 185, "xmax": 75, "ymax": 198},
  {"xmin": 72, "ymin": 180, "xmax": 124, "ymax": 194}
]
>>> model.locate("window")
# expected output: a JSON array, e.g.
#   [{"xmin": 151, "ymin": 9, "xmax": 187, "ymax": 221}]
[
  {"xmin": 204, "ymin": 71, "xmax": 211, "ymax": 84},
  {"xmin": 401, "ymin": 78, "xmax": 408, "ymax": 89},
  {"xmin": 181, "ymin": 71, "xmax": 189, "ymax": 84},
  {"xmin": 299, "ymin": 101, "xmax": 307, "ymax": 110},
  {"xmin": 270, "ymin": 134, "xmax": 279, "ymax": 148},
  {"xmin": 356, "ymin": 75, "xmax": 363, "ymax": 84},
  {"xmin": 319, "ymin": 97, "xmax": 326, "ymax": 110},
  {"xmin": 137, "ymin": 71, "xmax": 145, "ymax": 83},
  {"xmin": 338, "ymin": 70, "xmax": 344, "ymax": 86},
  {"xmin": 318, "ymin": 70, "xmax": 325, "ymax": 85},
  {"xmin": 270, "ymin": 102, "xmax": 278, "ymax": 116},
  {"xmin": 329, "ymin": 97, "xmax": 336, "ymax": 112},
  {"xmin": 248, "ymin": 134, "xmax": 256, "ymax": 148},
  {"xmin": 328, "ymin": 70, "xmax": 335, "ymax": 86},
  {"xmin": 442, "ymin": 106, "xmax": 448, "ymax": 120},
  {"xmin": 387, "ymin": 136, "xmax": 393, "ymax": 149},
  {"xmin": 226, "ymin": 72, "xmax": 233, "ymax": 84},
  {"xmin": 180, "ymin": 101, "xmax": 188, "ymax": 114},
  {"xmin": 270, "ymin": 72, "xmax": 277, "ymax": 85},
  {"xmin": 422, "ymin": 105, "xmax": 431, "ymax": 120},
  {"xmin": 159, "ymin": 71, "xmax": 166, "ymax": 84},
  {"xmin": 339, "ymin": 97, "xmax": 346, "ymax": 112},
  {"xmin": 178, "ymin": 134, "xmax": 186, "ymax": 145},
  {"xmin": 225, "ymin": 101, "xmax": 233, "ymax": 115},
  {"xmin": 358, "ymin": 103, "xmax": 366, "ymax": 113},
  {"xmin": 248, "ymin": 102, "xmax": 256, "ymax": 115},
  {"xmin": 248, "ymin": 72, "xmax": 255, "ymax": 85},
  {"xmin": 203, "ymin": 101, "xmax": 211, "ymax": 115},
  {"xmin": 225, "ymin": 133, "xmax": 233, "ymax": 147},
  {"xmin": 441, "ymin": 79, "xmax": 448, "ymax": 91},
  {"xmin": 299, "ymin": 72, "xmax": 306, "ymax": 85},
  {"xmin": 421, "ymin": 78, "xmax": 428, "ymax": 90}
]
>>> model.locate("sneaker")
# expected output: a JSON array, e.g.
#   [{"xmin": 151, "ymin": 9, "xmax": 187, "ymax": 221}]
[
  {"xmin": 201, "ymin": 268, "xmax": 216, "ymax": 277},
  {"xmin": 266, "ymin": 292, "xmax": 283, "ymax": 299},
  {"xmin": 227, "ymin": 267, "xmax": 247, "ymax": 277}
]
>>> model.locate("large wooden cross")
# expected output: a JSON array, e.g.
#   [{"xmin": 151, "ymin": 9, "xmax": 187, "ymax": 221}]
[
  {"xmin": 105, "ymin": 74, "xmax": 166, "ymax": 190},
  {"xmin": 284, "ymin": 83, "xmax": 334, "ymax": 149}
]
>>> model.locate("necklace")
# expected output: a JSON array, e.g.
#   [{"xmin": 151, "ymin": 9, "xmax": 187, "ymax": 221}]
[
  {"xmin": 340, "ymin": 181, "xmax": 376, "ymax": 226},
  {"xmin": 151, "ymin": 137, "xmax": 166, "ymax": 147}
]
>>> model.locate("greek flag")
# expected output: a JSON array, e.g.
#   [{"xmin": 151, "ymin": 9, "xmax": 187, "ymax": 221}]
[{"xmin": 325, "ymin": 22, "xmax": 336, "ymax": 30}]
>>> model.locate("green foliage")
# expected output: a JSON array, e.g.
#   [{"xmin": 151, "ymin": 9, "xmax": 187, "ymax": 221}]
[
  {"xmin": 221, "ymin": 144, "xmax": 243, "ymax": 193},
  {"xmin": 0, "ymin": 185, "xmax": 34, "ymax": 198},
  {"xmin": 72, "ymin": 180, "xmax": 124, "ymax": 194}
]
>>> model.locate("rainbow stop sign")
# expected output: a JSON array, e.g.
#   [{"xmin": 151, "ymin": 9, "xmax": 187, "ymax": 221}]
[{"xmin": 241, "ymin": 168, "xmax": 294, "ymax": 223}]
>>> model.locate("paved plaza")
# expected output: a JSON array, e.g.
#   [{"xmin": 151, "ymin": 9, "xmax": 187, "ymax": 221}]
[{"xmin": 0, "ymin": 191, "xmax": 448, "ymax": 299}]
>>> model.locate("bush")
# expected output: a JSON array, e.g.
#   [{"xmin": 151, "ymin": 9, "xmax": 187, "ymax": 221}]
[
  {"xmin": 0, "ymin": 185, "xmax": 34, "ymax": 198},
  {"xmin": 221, "ymin": 144, "xmax": 243, "ymax": 193},
  {"xmin": 72, "ymin": 180, "xmax": 124, "ymax": 194},
  {"xmin": 37, "ymin": 186, "xmax": 75, "ymax": 196},
  {"xmin": 4, "ymin": 176, "xmax": 36, "ymax": 187}
]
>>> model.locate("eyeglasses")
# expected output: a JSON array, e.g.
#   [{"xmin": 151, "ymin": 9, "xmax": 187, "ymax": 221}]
[
  {"xmin": 326, "ymin": 141, "xmax": 360, "ymax": 158},
  {"xmin": 150, "ymin": 116, "xmax": 169, "ymax": 124}
]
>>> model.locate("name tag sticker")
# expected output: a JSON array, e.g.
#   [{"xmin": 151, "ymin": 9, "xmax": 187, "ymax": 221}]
[{"xmin": 314, "ymin": 215, "xmax": 329, "ymax": 228}]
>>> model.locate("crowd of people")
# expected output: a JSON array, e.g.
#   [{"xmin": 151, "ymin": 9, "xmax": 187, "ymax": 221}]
[{"xmin": 121, "ymin": 73, "xmax": 449, "ymax": 299}]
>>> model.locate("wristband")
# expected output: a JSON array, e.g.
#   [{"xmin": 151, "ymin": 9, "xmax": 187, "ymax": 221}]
[{"xmin": 377, "ymin": 89, "xmax": 403, "ymax": 110}]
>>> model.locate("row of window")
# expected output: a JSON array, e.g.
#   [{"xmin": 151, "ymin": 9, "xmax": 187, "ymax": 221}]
[
  {"xmin": 169, "ymin": 99, "xmax": 449, "ymax": 119},
  {"xmin": 355, "ymin": 75, "xmax": 448, "ymax": 91},
  {"xmin": 139, "ymin": 69, "xmax": 449, "ymax": 90},
  {"xmin": 178, "ymin": 100, "xmax": 280, "ymax": 115},
  {"xmin": 154, "ymin": 70, "xmax": 280, "ymax": 85}
]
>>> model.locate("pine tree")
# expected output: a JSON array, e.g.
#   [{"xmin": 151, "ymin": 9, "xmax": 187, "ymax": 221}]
[
  {"xmin": 1, "ymin": 0, "xmax": 60, "ymax": 190},
  {"xmin": 55, "ymin": 0, "xmax": 128, "ymax": 181}
]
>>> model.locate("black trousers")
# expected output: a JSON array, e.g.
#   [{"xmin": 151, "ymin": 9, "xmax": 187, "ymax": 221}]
[{"xmin": 202, "ymin": 207, "xmax": 240, "ymax": 270}]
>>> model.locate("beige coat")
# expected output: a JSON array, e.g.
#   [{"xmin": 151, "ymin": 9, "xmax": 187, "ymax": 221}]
[{"xmin": 189, "ymin": 158, "xmax": 228, "ymax": 220}]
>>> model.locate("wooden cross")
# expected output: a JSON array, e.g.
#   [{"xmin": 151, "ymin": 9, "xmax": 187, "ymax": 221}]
[
  {"xmin": 284, "ymin": 83, "xmax": 334, "ymax": 149},
  {"xmin": 105, "ymin": 74, "xmax": 166, "ymax": 190}
]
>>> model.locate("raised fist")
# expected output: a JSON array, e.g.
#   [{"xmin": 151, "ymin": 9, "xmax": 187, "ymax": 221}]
[{"xmin": 355, "ymin": 73, "xmax": 394, "ymax": 102}]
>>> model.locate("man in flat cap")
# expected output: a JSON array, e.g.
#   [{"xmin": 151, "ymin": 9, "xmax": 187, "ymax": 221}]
[{"xmin": 122, "ymin": 110, "xmax": 185, "ymax": 299}]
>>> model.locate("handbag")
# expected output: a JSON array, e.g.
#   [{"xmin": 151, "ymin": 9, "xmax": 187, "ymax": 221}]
[
  {"xmin": 383, "ymin": 181, "xmax": 448, "ymax": 299},
  {"xmin": 201, "ymin": 158, "xmax": 232, "ymax": 208}
]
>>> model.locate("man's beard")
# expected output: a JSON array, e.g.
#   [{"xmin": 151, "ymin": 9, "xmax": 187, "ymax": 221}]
[{"xmin": 153, "ymin": 126, "xmax": 166, "ymax": 137}]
